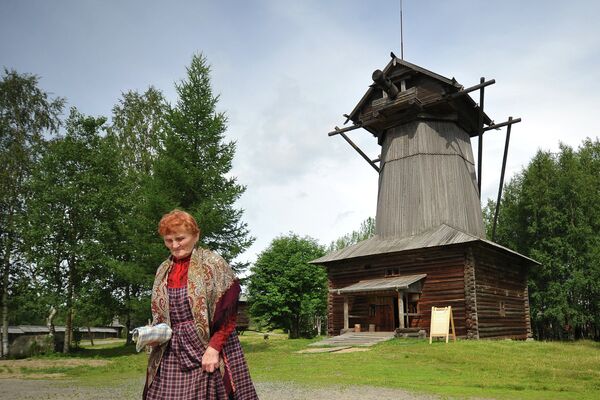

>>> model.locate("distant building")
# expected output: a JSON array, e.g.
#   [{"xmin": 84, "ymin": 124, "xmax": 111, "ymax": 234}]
[
  {"xmin": 237, "ymin": 295, "xmax": 250, "ymax": 333},
  {"xmin": 8, "ymin": 324, "xmax": 121, "ymax": 344}
]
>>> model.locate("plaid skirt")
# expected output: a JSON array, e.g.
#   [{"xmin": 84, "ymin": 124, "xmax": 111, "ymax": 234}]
[{"xmin": 145, "ymin": 287, "xmax": 258, "ymax": 400}]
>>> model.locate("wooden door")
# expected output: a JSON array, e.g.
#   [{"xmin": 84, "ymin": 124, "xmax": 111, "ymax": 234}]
[{"xmin": 370, "ymin": 296, "xmax": 395, "ymax": 331}]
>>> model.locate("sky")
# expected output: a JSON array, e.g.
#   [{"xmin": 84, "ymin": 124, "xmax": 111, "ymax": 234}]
[{"xmin": 2, "ymin": 0, "xmax": 599, "ymax": 268}]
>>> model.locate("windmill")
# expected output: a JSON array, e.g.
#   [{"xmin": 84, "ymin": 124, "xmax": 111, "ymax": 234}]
[{"xmin": 312, "ymin": 54, "xmax": 537, "ymax": 340}]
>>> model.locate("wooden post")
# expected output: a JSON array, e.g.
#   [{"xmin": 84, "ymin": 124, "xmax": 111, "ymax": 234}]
[
  {"xmin": 477, "ymin": 77, "xmax": 485, "ymax": 198},
  {"xmin": 343, "ymin": 296, "xmax": 349, "ymax": 331},
  {"xmin": 492, "ymin": 117, "xmax": 513, "ymax": 241},
  {"xmin": 448, "ymin": 309, "xmax": 456, "ymax": 343},
  {"xmin": 397, "ymin": 291, "xmax": 405, "ymax": 329}
]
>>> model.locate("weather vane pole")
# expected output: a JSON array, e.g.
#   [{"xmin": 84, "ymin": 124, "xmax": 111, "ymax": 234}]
[{"xmin": 400, "ymin": 0, "xmax": 404, "ymax": 59}]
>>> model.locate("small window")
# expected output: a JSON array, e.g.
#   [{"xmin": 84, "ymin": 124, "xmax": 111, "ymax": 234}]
[
  {"xmin": 499, "ymin": 301, "xmax": 506, "ymax": 317},
  {"xmin": 385, "ymin": 268, "xmax": 400, "ymax": 277}
]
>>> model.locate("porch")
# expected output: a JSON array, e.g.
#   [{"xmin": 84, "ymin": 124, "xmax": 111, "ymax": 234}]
[{"xmin": 333, "ymin": 274, "xmax": 427, "ymax": 333}]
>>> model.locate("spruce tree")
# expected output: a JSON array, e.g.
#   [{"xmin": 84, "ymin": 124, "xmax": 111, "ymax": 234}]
[
  {"xmin": 486, "ymin": 139, "xmax": 600, "ymax": 340},
  {"xmin": 150, "ymin": 54, "xmax": 253, "ymax": 268}
]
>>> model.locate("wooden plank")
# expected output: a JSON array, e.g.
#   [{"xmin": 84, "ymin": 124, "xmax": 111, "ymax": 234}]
[
  {"xmin": 375, "ymin": 120, "xmax": 484, "ymax": 239},
  {"xmin": 398, "ymin": 293, "xmax": 405, "ymax": 329},
  {"xmin": 343, "ymin": 297, "xmax": 349, "ymax": 331},
  {"xmin": 472, "ymin": 246, "xmax": 530, "ymax": 339}
]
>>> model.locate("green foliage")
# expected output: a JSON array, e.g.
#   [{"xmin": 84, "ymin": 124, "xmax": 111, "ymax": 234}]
[
  {"xmin": 485, "ymin": 138, "xmax": 600, "ymax": 340},
  {"xmin": 23, "ymin": 108, "xmax": 124, "ymax": 351},
  {"xmin": 110, "ymin": 87, "xmax": 168, "ymax": 175},
  {"xmin": 248, "ymin": 234, "xmax": 326, "ymax": 338},
  {"xmin": 0, "ymin": 68, "xmax": 64, "ymax": 355},
  {"xmin": 108, "ymin": 87, "xmax": 170, "ymax": 341},
  {"xmin": 327, "ymin": 216, "xmax": 375, "ymax": 252},
  {"xmin": 148, "ymin": 54, "xmax": 254, "ymax": 268},
  {"xmin": 6, "ymin": 270, "xmax": 52, "ymax": 325},
  {"xmin": 4, "ymin": 56, "xmax": 253, "ymax": 350},
  {"xmin": 0, "ymin": 68, "xmax": 65, "ymax": 181}
]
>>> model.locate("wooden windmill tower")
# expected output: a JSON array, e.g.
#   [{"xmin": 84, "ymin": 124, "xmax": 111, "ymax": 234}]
[{"xmin": 312, "ymin": 55, "xmax": 538, "ymax": 339}]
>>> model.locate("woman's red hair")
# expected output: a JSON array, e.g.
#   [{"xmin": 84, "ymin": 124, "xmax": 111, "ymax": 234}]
[{"xmin": 158, "ymin": 209, "xmax": 201, "ymax": 236}]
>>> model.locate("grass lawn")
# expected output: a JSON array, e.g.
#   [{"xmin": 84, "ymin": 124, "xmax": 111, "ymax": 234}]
[
  {"xmin": 244, "ymin": 333, "xmax": 600, "ymax": 399},
  {"xmin": 2, "ymin": 333, "xmax": 599, "ymax": 399}
]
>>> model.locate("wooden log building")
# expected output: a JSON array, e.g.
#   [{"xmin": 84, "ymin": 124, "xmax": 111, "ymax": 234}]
[{"xmin": 311, "ymin": 57, "xmax": 538, "ymax": 340}]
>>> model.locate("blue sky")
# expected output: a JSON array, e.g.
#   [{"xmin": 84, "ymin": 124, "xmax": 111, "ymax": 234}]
[{"xmin": 2, "ymin": 0, "xmax": 599, "ymax": 265}]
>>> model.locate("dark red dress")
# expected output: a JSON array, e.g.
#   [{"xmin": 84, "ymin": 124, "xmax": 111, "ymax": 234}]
[{"xmin": 145, "ymin": 256, "xmax": 257, "ymax": 400}]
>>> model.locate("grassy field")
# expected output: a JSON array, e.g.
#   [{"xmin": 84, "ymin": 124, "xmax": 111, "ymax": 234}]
[{"xmin": 1, "ymin": 333, "xmax": 599, "ymax": 399}]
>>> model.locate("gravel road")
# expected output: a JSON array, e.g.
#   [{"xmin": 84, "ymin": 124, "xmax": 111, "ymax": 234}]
[{"xmin": 0, "ymin": 378, "xmax": 447, "ymax": 399}]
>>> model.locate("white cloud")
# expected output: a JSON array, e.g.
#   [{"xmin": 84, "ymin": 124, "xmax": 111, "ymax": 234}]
[{"xmin": 3, "ymin": 0, "xmax": 599, "ymax": 266}]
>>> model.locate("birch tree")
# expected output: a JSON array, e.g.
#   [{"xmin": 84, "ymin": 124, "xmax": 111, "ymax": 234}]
[
  {"xmin": 24, "ymin": 109, "xmax": 120, "ymax": 352},
  {"xmin": 0, "ymin": 69, "xmax": 64, "ymax": 357}
]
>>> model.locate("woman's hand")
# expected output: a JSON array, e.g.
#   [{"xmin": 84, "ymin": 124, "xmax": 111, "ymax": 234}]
[{"xmin": 201, "ymin": 346, "xmax": 220, "ymax": 373}]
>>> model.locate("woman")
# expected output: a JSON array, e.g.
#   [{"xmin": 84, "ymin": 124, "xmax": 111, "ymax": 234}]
[{"xmin": 143, "ymin": 209, "xmax": 258, "ymax": 400}]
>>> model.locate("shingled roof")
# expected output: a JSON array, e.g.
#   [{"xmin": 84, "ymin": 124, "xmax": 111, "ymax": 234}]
[
  {"xmin": 346, "ymin": 57, "xmax": 492, "ymax": 138},
  {"xmin": 311, "ymin": 223, "xmax": 538, "ymax": 265}
]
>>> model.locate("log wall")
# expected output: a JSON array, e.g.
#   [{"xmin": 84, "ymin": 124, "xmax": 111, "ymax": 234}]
[
  {"xmin": 464, "ymin": 248, "xmax": 480, "ymax": 338},
  {"xmin": 326, "ymin": 245, "xmax": 467, "ymax": 336},
  {"xmin": 472, "ymin": 245, "xmax": 531, "ymax": 339},
  {"xmin": 325, "ymin": 243, "xmax": 533, "ymax": 339}
]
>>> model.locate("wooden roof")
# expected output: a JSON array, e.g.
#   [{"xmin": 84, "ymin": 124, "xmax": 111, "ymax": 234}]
[
  {"xmin": 311, "ymin": 224, "xmax": 539, "ymax": 265},
  {"xmin": 332, "ymin": 274, "xmax": 427, "ymax": 295},
  {"xmin": 346, "ymin": 57, "xmax": 492, "ymax": 137}
]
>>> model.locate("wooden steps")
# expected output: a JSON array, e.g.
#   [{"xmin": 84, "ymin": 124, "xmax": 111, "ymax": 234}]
[
  {"xmin": 395, "ymin": 328, "xmax": 427, "ymax": 339},
  {"xmin": 308, "ymin": 332, "xmax": 396, "ymax": 347}
]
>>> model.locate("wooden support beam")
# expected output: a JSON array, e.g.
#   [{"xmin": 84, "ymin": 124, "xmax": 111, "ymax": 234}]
[
  {"xmin": 492, "ymin": 117, "xmax": 513, "ymax": 241},
  {"xmin": 338, "ymin": 129, "xmax": 380, "ymax": 173},
  {"xmin": 328, "ymin": 125, "xmax": 380, "ymax": 173},
  {"xmin": 483, "ymin": 117, "xmax": 522, "ymax": 132},
  {"xmin": 444, "ymin": 79, "xmax": 496, "ymax": 100},
  {"xmin": 477, "ymin": 77, "xmax": 485, "ymax": 199},
  {"xmin": 327, "ymin": 124, "xmax": 362, "ymax": 137},
  {"xmin": 343, "ymin": 297, "xmax": 349, "ymax": 331},
  {"xmin": 404, "ymin": 293, "xmax": 409, "ymax": 328},
  {"xmin": 398, "ymin": 291, "xmax": 405, "ymax": 329}
]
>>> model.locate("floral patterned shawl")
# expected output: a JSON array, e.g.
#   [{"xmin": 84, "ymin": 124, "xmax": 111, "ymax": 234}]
[{"xmin": 145, "ymin": 247, "xmax": 239, "ymax": 387}]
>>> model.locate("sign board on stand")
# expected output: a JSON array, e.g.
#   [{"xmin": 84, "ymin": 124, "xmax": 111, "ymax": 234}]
[{"xmin": 429, "ymin": 306, "xmax": 456, "ymax": 343}]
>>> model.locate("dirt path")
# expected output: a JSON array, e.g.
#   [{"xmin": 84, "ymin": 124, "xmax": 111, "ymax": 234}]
[{"xmin": 0, "ymin": 378, "xmax": 447, "ymax": 399}]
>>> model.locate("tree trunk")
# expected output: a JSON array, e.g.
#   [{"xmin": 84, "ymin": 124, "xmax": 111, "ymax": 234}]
[
  {"xmin": 63, "ymin": 307, "xmax": 72, "ymax": 353},
  {"xmin": 289, "ymin": 316, "xmax": 300, "ymax": 339},
  {"xmin": 63, "ymin": 258, "xmax": 75, "ymax": 354},
  {"xmin": 125, "ymin": 284, "xmax": 133, "ymax": 345},
  {"xmin": 1, "ymin": 233, "xmax": 13, "ymax": 358},
  {"xmin": 46, "ymin": 306, "xmax": 57, "ymax": 337},
  {"xmin": 87, "ymin": 326, "xmax": 94, "ymax": 346}
]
